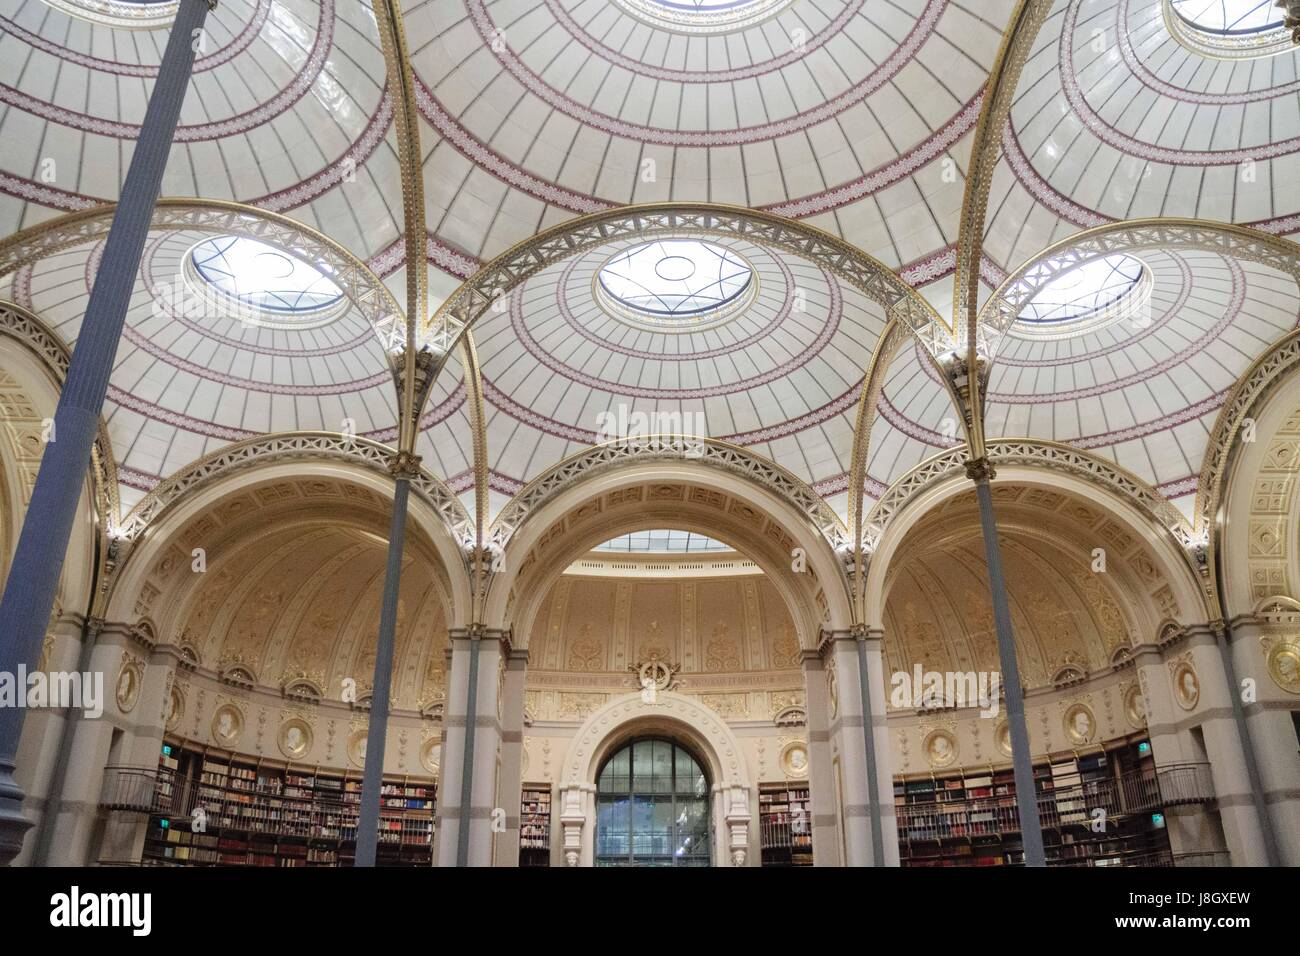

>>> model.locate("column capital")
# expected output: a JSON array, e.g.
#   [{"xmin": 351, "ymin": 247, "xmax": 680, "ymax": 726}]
[
  {"xmin": 387, "ymin": 449, "xmax": 423, "ymax": 479},
  {"xmin": 449, "ymin": 625, "xmax": 514, "ymax": 652},
  {"xmin": 964, "ymin": 456, "xmax": 996, "ymax": 483}
]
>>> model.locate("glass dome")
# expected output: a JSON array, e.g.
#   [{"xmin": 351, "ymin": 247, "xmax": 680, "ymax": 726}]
[
  {"xmin": 188, "ymin": 236, "xmax": 345, "ymax": 316},
  {"xmin": 596, "ymin": 239, "xmax": 754, "ymax": 328},
  {"xmin": 613, "ymin": 0, "xmax": 792, "ymax": 34},
  {"xmin": 594, "ymin": 530, "xmax": 734, "ymax": 554},
  {"xmin": 1165, "ymin": 0, "xmax": 1292, "ymax": 58},
  {"xmin": 1014, "ymin": 253, "xmax": 1152, "ymax": 339}
]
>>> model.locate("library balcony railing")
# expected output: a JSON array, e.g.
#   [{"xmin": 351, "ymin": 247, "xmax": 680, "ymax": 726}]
[
  {"xmin": 1116, "ymin": 762, "xmax": 1216, "ymax": 815},
  {"xmin": 100, "ymin": 765, "xmax": 178, "ymax": 813}
]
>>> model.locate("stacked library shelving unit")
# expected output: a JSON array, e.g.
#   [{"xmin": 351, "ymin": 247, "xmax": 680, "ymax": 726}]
[
  {"xmin": 894, "ymin": 736, "xmax": 1175, "ymax": 866},
  {"xmin": 141, "ymin": 742, "xmax": 437, "ymax": 866},
  {"xmin": 758, "ymin": 782, "xmax": 814, "ymax": 866},
  {"xmin": 519, "ymin": 784, "xmax": 553, "ymax": 866}
]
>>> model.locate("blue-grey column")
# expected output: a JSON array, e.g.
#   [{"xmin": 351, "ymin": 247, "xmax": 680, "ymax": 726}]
[
  {"xmin": 354, "ymin": 475, "xmax": 412, "ymax": 867},
  {"xmin": 969, "ymin": 461, "xmax": 1046, "ymax": 867},
  {"xmin": 0, "ymin": 0, "xmax": 212, "ymax": 866}
]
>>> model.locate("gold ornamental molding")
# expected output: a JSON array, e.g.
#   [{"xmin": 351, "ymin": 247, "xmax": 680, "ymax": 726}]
[
  {"xmin": 977, "ymin": 218, "xmax": 1300, "ymax": 364},
  {"xmin": 1197, "ymin": 328, "xmax": 1300, "ymax": 536},
  {"xmin": 486, "ymin": 435, "xmax": 849, "ymax": 561},
  {"xmin": 952, "ymin": 0, "xmax": 1054, "ymax": 459},
  {"xmin": 113, "ymin": 430, "xmax": 474, "ymax": 551},
  {"xmin": 0, "ymin": 299, "xmax": 120, "ymax": 523},
  {"xmin": 863, "ymin": 438, "xmax": 1198, "ymax": 573},
  {"xmin": 0, "ymin": 198, "xmax": 405, "ymax": 374},
  {"xmin": 370, "ymin": 0, "xmax": 427, "ymax": 455}
]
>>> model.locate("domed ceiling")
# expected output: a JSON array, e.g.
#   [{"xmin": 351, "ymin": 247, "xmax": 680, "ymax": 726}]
[
  {"xmin": 0, "ymin": 0, "xmax": 1296, "ymax": 546},
  {"xmin": 984, "ymin": 0, "xmax": 1300, "ymax": 278}
]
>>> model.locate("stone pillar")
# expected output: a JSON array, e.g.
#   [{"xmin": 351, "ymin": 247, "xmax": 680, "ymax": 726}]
[
  {"xmin": 492, "ymin": 647, "xmax": 528, "ymax": 866},
  {"xmin": 433, "ymin": 627, "xmax": 505, "ymax": 866},
  {"xmin": 822, "ymin": 629, "xmax": 898, "ymax": 866},
  {"xmin": 0, "ymin": 0, "xmax": 213, "ymax": 864},
  {"xmin": 1183, "ymin": 626, "xmax": 1271, "ymax": 865},
  {"xmin": 96, "ymin": 639, "xmax": 175, "ymax": 865},
  {"xmin": 802, "ymin": 648, "xmax": 842, "ymax": 866},
  {"xmin": 1231, "ymin": 619, "xmax": 1300, "ymax": 865},
  {"xmin": 41, "ymin": 621, "xmax": 139, "ymax": 865},
  {"xmin": 11, "ymin": 615, "xmax": 86, "ymax": 865}
]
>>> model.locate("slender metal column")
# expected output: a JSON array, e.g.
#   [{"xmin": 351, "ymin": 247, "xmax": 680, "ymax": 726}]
[
  {"xmin": 1214, "ymin": 624, "xmax": 1280, "ymax": 866},
  {"xmin": 0, "ymin": 0, "xmax": 212, "ymax": 866},
  {"xmin": 455, "ymin": 632, "xmax": 482, "ymax": 866},
  {"xmin": 354, "ymin": 474, "xmax": 412, "ymax": 867},
  {"xmin": 853, "ymin": 631, "xmax": 885, "ymax": 866},
  {"xmin": 969, "ymin": 461, "xmax": 1045, "ymax": 867}
]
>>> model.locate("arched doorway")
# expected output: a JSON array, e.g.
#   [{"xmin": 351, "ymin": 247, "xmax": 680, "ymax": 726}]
[{"xmin": 595, "ymin": 737, "xmax": 711, "ymax": 867}]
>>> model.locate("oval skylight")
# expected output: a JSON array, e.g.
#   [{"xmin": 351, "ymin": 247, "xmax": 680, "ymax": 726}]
[
  {"xmin": 187, "ymin": 236, "xmax": 346, "ymax": 324},
  {"xmin": 596, "ymin": 239, "xmax": 755, "ymax": 329},
  {"xmin": 1166, "ymin": 0, "xmax": 1292, "ymax": 58},
  {"xmin": 1014, "ymin": 253, "xmax": 1153, "ymax": 340},
  {"xmin": 614, "ymin": 0, "xmax": 793, "ymax": 33},
  {"xmin": 595, "ymin": 530, "xmax": 734, "ymax": 553}
]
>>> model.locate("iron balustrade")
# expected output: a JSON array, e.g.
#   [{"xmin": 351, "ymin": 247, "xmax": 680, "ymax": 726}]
[{"xmin": 1116, "ymin": 762, "xmax": 1216, "ymax": 814}]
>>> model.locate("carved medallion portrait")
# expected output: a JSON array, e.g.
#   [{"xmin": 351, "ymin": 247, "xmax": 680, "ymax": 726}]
[
  {"xmin": 1266, "ymin": 640, "xmax": 1300, "ymax": 694},
  {"xmin": 1172, "ymin": 662, "xmax": 1200, "ymax": 710},
  {"xmin": 420, "ymin": 739, "xmax": 441, "ymax": 775},
  {"xmin": 278, "ymin": 718, "xmax": 313, "ymax": 760},
  {"xmin": 995, "ymin": 720, "xmax": 1012, "ymax": 757},
  {"xmin": 779, "ymin": 741, "xmax": 809, "ymax": 778},
  {"xmin": 1062, "ymin": 702, "xmax": 1095, "ymax": 745},
  {"xmin": 923, "ymin": 729, "xmax": 958, "ymax": 769},
  {"xmin": 211, "ymin": 704, "xmax": 244, "ymax": 748},
  {"xmin": 1124, "ymin": 682, "xmax": 1148, "ymax": 729},
  {"xmin": 115, "ymin": 657, "xmax": 143, "ymax": 714}
]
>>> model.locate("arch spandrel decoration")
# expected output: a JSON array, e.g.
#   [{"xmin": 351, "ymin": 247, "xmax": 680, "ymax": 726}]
[
  {"xmin": 0, "ymin": 299, "xmax": 119, "ymax": 522},
  {"xmin": 558, "ymin": 690, "xmax": 753, "ymax": 867},
  {"xmin": 0, "ymin": 200, "xmax": 405, "ymax": 373},
  {"xmin": 114, "ymin": 432, "xmax": 474, "ymax": 555},
  {"xmin": 487, "ymin": 436, "xmax": 850, "ymax": 558}
]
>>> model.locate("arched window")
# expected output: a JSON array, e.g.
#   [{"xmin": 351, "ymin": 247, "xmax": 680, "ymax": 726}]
[{"xmin": 595, "ymin": 737, "xmax": 711, "ymax": 866}]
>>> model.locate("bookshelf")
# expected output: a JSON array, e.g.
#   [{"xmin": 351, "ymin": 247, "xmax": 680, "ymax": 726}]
[
  {"xmin": 759, "ymin": 783, "xmax": 814, "ymax": 866},
  {"xmin": 141, "ymin": 744, "xmax": 437, "ymax": 867},
  {"xmin": 519, "ymin": 784, "xmax": 552, "ymax": 867},
  {"xmin": 895, "ymin": 739, "xmax": 1173, "ymax": 867}
]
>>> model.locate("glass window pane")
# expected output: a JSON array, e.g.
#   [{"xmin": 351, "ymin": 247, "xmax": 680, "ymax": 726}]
[
  {"xmin": 653, "ymin": 740, "xmax": 673, "ymax": 793},
  {"xmin": 595, "ymin": 738, "xmax": 711, "ymax": 867},
  {"xmin": 632, "ymin": 740, "xmax": 654, "ymax": 791}
]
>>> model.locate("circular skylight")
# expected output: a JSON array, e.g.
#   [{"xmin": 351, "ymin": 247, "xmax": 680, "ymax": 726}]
[
  {"xmin": 613, "ymin": 0, "xmax": 793, "ymax": 34},
  {"xmin": 596, "ymin": 239, "xmax": 756, "ymax": 330},
  {"xmin": 1165, "ymin": 0, "xmax": 1293, "ymax": 58},
  {"xmin": 41, "ymin": 0, "xmax": 179, "ymax": 30},
  {"xmin": 186, "ymin": 236, "xmax": 346, "ymax": 327},
  {"xmin": 1013, "ymin": 253, "xmax": 1153, "ymax": 340},
  {"xmin": 595, "ymin": 530, "xmax": 734, "ymax": 553}
]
